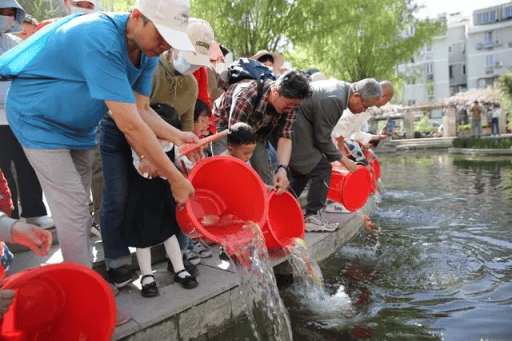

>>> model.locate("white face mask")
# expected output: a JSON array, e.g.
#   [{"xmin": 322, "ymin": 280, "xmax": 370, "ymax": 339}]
[
  {"xmin": 172, "ymin": 50, "xmax": 201, "ymax": 75},
  {"xmin": 214, "ymin": 62, "xmax": 226, "ymax": 74},
  {"xmin": 69, "ymin": 6, "xmax": 94, "ymax": 15},
  {"xmin": 0, "ymin": 15, "xmax": 14, "ymax": 34}
]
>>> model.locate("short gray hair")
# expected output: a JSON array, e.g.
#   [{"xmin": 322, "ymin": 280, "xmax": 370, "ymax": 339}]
[{"xmin": 351, "ymin": 78, "xmax": 381, "ymax": 103}]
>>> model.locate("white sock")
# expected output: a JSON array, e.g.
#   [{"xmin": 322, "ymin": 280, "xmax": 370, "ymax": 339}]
[
  {"xmin": 136, "ymin": 247, "xmax": 154, "ymax": 285},
  {"xmin": 164, "ymin": 235, "xmax": 185, "ymax": 273}
]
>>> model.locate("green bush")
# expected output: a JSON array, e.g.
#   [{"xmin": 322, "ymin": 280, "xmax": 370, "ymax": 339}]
[{"xmin": 452, "ymin": 136, "xmax": 512, "ymax": 149}]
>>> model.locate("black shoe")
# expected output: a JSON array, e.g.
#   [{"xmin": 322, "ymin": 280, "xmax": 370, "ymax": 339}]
[
  {"xmin": 174, "ymin": 270, "xmax": 198, "ymax": 289},
  {"xmin": 167, "ymin": 258, "xmax": 198, "ymax": 277},
  {"xmin": 108, "ymin": 265, "xmax": 137, "ymax": 288},
  {"xmin": 219, "ymin": 247, "xmax": 230, "ymax": 261},
  {"xmin": 140, "ymin": 275, "xmax": 159, "ymax": 297}
]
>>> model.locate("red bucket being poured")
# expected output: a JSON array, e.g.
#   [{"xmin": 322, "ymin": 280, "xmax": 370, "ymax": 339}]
[
  {"xmin": 262, "ymin": 190, "xmax": 305, "ymax": 249},
  {"xmin": 0, "ymin": 263, "xmax": 116, "ymax": 341},
  {"xmin": 327, "ymin": 163, "xmax": 372, "ymax": 212},
  {"xmin": 365, "ymin": 152, "xmax": 381, "ymax": 193},
  {"xmin": 176, "ymin": 156, "xmax": 269, "ymax": 245}
]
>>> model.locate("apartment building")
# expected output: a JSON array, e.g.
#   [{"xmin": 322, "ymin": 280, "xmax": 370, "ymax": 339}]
[{"xmin": 399, "ymin": 1, "xmax": 512, "ymax": 106}]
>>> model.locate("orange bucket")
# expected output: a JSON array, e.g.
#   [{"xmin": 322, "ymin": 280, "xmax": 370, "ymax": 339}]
[
  {"xmin": 262, "ymin": 190, "xmax": 305, "ymax": 249},
  {"xmin": 0, "ymin": 263, "xmax": 116, "ymax": 341},
  {"xmin": 327, "ymin": 164, "xmax": 372, "ymax": 211},
  {"xmin": 176, "ymin": 156, "xmax": 268, "ymax": 245}
]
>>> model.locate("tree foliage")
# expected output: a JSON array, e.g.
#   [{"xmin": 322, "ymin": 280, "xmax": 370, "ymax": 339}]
[
  {"xmin": 191, "ymin": 0, "xmax": 444, "ymax": 84},
  {"xmin": 18, "ymin": 0, "xmax": 65, "ymax": 21}
]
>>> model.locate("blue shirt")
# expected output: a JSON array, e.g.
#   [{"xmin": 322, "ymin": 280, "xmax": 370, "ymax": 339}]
[{"xmin": 6, "ymin": 13, "xmax": 158, "ymax": 149}]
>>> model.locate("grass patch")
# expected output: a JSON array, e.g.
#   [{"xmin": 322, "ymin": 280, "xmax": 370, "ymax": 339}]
[{"xmin": 452, "ymin": 136, "xmax": 512, "ymax": 149}]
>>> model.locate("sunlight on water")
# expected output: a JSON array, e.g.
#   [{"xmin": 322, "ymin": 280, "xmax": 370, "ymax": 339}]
[{"xmin": 222, "ymin": 222, "xmax": 293, "ymax": 341}]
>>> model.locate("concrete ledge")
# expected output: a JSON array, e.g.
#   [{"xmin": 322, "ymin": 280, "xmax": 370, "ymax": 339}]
[{"xmin": 448, "ymin": 147, "xmax": 512, "ymax": 156}]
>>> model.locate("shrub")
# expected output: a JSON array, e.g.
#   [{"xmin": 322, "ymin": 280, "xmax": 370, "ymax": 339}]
[{"xmin": 452, "ymin": 136, "xmax": 512, "ymax": 149}]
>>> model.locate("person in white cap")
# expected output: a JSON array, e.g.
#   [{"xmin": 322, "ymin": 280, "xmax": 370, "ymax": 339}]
[
  {"xmin": 149, "ymin": 17, "xmax": 215, "ymax": 268},
  {"xmin": 3, "ymin": 0, "xmax": 198, "ymax": 324},
  {"xmin": 251, "ymin": 50, "xmax": 284, "ymax": 74},
  {"xmin": 63, "ymin": 0, "xmax": 99, "ymax": 15}
]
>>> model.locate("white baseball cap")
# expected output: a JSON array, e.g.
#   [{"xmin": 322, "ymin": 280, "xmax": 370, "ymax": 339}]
[
  {"xmin": 71, "ymin": 0, "xmax": 100, "ymax": 8},
  {"xmin": 135, "ymin": 0, "xmax": 195, "ymax": 52},
  {"xmin": 182, "ymin": 18, "xmax": 214, "ymax": 66}
]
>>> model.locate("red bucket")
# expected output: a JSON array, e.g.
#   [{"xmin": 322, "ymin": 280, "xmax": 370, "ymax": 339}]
[
  {"xmin": 327, "ymin": 164, "xmax": 372, "ymax": 211},
  {"xmin": 262, "ymin": 190, "xmax": 305, "ymax": 249},
  {"xmin": 369, "ymin": 157, "xmax": 381, "ymax": 180},
  {"xmin": 176, "ymin": 156, "xmax": 268, "ymax": 245},
  {"xmin": 0, "ymin": 263, "xmax": 116, "ymax": 341}
]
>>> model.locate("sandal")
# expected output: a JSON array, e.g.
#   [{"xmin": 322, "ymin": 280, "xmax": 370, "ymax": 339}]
[
  {"xmin": 174, "ymin": 269, "xmax": 198, "ymax": 289},
  {"xmin": 140, "ymin": 274, "xmax": 159, "ymax": 297}
]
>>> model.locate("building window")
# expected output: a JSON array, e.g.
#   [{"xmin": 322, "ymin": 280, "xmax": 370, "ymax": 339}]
[
  {"xmin": 448, "ymin": 45, "xmax": 452, "ymax": 52},
  {"xmin": 426, "ymin": 44, "xmax": 432, "ymax": 52},
  {"xmin": 463, "ymin": 64, "xmax": 466, "ymax": 74},
  {"xmin": 485, "ymin": 31, "xmax": 493, "ymax": 43},
  {"xmin": 505, "ymin": 6, "xmax": 512, "ymax": 19},
  {"xmin": 426, "ymin": 63, "xmax": 433, "ymax": 75},
  {"xmin": 449, "ymin": 65, "xmax": 453, "ymax": 78},
  {"xmin": 486, "ymin": 55, "xmax": 494, "ymax": 68},
  {"xmin": 426, "ymin": 82, "xmax": 434, "ymax": 101},
  {"xmin": 477, "ymin": 11, "xmax": 496, "ymax": 24}
]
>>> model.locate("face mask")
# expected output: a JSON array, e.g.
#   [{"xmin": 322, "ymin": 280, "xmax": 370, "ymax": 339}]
[
  {"xmin": 69, "ymin": 6, "xmax": 94, "ymax": 15},
  {"xmin": 0, "ymin": 15, "xmax": 14, "ymax": 34},
  {"xmin": 172, "ymin": 50, "xmax": 201, "ymax": 75},
  {"xmin": 214, "ymin": 62, "xmax": 226, "ymax": 74}
]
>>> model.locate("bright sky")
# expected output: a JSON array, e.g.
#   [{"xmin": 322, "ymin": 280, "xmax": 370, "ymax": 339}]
[{"xmin": 416, "ymin": 0, "xmax": 510, "ymax": 18}]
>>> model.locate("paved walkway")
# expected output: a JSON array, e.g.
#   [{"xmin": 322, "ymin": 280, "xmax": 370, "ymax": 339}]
[{"xmin": 7, "ymin": 196, "xmax": 372, "ymax": 340}]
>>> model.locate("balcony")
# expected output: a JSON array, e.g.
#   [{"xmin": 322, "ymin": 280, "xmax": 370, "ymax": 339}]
[
  {"xmin": 485, "ymin": 66, "xmax": 494, "ymax": 74},
  {"xmin": 426, "ymin": 74, "xmax": 434, "ymax": 80}
]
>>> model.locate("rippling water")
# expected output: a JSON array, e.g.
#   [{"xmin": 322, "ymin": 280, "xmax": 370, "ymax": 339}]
[
  {"xmin": 213, "ymin": 151, "xmax": 512, "ymax": 340},
  {"xmin": 287, "ymin": 152, "xmax": 512, "ymax": 340}
]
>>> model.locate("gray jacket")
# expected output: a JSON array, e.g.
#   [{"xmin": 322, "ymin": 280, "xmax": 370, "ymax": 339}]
[{"xmin": 290, "ymin": 79, "xmax": 351, "ymax": 174}]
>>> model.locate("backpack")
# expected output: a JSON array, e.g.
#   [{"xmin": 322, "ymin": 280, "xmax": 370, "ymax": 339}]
[{"xmin": 221, "ymin": 58, "xmax": 277, "ymax": 127}]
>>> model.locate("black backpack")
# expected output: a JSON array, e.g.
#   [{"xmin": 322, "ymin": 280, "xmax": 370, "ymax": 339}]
[{"xmin": 220, "ymin": 58, "xmax": 277, "ymax": 110}]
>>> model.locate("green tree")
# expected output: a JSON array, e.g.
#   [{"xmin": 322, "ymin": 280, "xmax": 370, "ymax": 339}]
[
  {"xmin": 190, "ymin": 0, "xmax": 308, "ymax": 57},
  {"xmin": 18, "ymin": 0, "xmax": 65, "ymax": 21},
  {"xmin": 286, "ymin": 0, "xmax": 445, "ymax": 82},
  {"xmin": 497, "ymin": 67, "xmax": 512, "ymax": 127}
]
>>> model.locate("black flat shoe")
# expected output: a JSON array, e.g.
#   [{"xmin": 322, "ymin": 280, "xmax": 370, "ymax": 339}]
[
  {"xmin": 140, "ymin": 275, "xmax": 159, "ymax": 297},
  {"xmin": 174, "ymin": 270, "xmax": 198, "ymax": 289},
  {"xmin": 167, "ymin": 258, "xmax": 198, "ymax": 277}
]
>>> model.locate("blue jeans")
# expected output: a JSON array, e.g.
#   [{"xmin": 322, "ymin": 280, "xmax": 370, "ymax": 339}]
[
  {"xmin": 99, "ymin": 117, "xmax": 132, "ymax": 267},
  {"xmin": 491, "ymin": 118, "xmax": 499, "ymax": 135}
]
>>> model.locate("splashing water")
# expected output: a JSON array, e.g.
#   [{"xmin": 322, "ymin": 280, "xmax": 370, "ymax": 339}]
[
  {"xmin": 222, "ymin": 222, "xmax": 293, "ymax": 341},
  {"xmin": 284, "ymin": 238, "xmax": 355, "ymax": 322}
]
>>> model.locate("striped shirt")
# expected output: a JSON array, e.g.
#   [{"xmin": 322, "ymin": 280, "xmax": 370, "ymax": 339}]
[{"xmin": 213, "ymin": 79, "xmax": 295, "ymax": 139}]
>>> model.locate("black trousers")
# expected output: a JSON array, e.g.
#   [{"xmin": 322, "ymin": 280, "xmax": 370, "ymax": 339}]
[
  {"xmin": 0, "ymin": 125, "xmax": 47, "ymax": 219},
  {"xmin": 289, "ymin": 156, "xmax": 332, "ymax": 216}
]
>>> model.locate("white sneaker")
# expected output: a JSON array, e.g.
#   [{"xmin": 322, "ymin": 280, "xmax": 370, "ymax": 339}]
[
  {"xmin": 24, "ymin": 215, "xmax": 55, "ymax": 229},
  {"xmin": 189, "ymin": 241, "xmax": 212, "ymax": 258},
  {"xmin": 305, "ymin": 212, "xmax": 339, "ymax": 232},
  {"xmin": 324, "ymin": 202, "xmax": 351, "ymax": 214},
  {"xmin": 184, "ymin": 249, "xmax": 201, "ymax": 265}
]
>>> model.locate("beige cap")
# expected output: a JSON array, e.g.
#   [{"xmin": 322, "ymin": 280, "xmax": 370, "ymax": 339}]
[
  {"xmin": 311, "ymin": 72, "xmax": 327, "ymax": 82},
  {"xmin": 135, "ymin": 0, "xmax": 194, "ymax": 51},
  {"xmin": 182, "ymin": 18, "xmax": 215, "ymax": 66},
  {"xmin": 251, "ymin": 50, "xmax": 284, "ymax": 71}
]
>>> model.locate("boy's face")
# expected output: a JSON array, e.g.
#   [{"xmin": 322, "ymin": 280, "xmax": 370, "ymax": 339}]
[
  {"xmin": 228, "ymin": 143, "xmax": 256, "ymax": 162},
  {"xmin": 194, "ymin": 115, "xmax": 209, "ymax": 136}
]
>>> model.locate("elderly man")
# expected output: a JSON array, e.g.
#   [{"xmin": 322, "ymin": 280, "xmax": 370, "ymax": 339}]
[
  {"xmin": 333, "ymin": 80, "xmax": 394, "ymax": 165},
  {"xmin": 289, "ymin": 78, "xmax": 381, "ymax": 231},
  {"xmin": 213, "ymin": 69, "xmax": 312, "ymax": 192},
  {"xmin": 4, "ymin": 0, "xmax": 197, "ymax": 268}
]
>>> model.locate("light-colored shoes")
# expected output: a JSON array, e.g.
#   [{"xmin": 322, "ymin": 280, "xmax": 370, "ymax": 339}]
[
  {"xmin": 184, "ymin": 249, "xmax": 201, "ymax": 265},
  {"xmin": 23, "ymin": 215, "xmax": 55, "ymax": 229},
  {"xmin": 305, "ymin": 212, "xmax": 339, "ymax": 232},
  {"xmin": 189, "ymin": 241, "xmax": 212, "ymax": 258},
  {"xmin": 324, "ymin": 201, "xmax": 351, "ymax": 214}
]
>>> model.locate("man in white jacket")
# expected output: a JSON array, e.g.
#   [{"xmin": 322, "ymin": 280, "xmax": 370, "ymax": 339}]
[{"xmin": 332, "ymin": 81, "xmax": 394, "ymax": 164}]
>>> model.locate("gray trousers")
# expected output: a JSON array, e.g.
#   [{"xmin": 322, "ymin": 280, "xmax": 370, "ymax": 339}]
[{"xmin": 24, "ymin": 147, "xmax": 94, "ymax": 267}]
